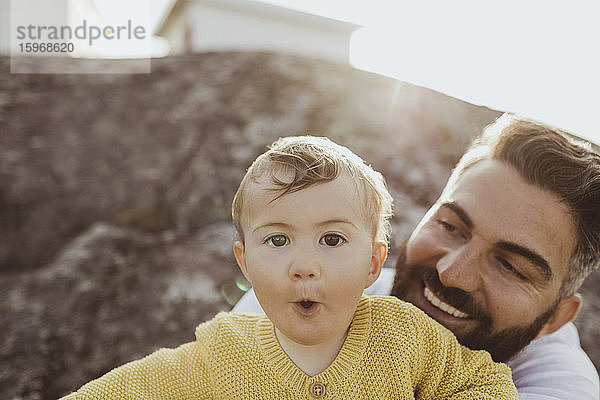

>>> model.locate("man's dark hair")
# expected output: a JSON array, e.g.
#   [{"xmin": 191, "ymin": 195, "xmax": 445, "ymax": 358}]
[{"xmin": 450, "ymin": 114, "xmax": 600, "ymax": 298}]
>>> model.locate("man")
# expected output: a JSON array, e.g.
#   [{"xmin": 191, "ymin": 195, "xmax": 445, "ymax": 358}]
[{"xmin": 234, "ymin": 114, "xmax": 600, "ymax": 399}]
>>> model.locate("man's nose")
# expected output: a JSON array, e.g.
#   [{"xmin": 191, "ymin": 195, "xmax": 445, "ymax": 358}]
[
  {"xmin": 288, "ymin": 246, "xmax": 321, "ymax": 281},
  {"xmin": 436, "ymin": 240, "xmax": 483, "ymax": 292}
]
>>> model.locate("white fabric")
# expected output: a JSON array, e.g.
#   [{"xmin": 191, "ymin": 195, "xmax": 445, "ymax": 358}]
[
  {"xmin": 232, "ymin": 268, "xmax": 396, "ymax": 314},
  {"xmin": 506, "ymin": 322, "xmax": 599, "ymax": 400},
  {"xmin": 233, "ymin": 267, "xmax": 599, "ymax": 399}
]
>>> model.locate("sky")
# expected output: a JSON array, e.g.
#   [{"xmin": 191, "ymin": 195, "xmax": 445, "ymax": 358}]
[
  {"xmin": 96, "ymin": 0, "xmax": 600, "ymax": 145},
  {"xmin": 262, "ymin": 0, "xmax": 600, "ymax": 145}
]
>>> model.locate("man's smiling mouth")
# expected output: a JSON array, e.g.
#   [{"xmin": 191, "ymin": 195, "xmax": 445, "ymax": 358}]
[{"xmin": 424, "ymin": 286, "xmax": 470, "ymax": 319}]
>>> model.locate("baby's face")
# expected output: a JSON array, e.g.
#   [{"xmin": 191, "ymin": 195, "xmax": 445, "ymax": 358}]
[{"xmin": 233, "ymin": 173, "xmax": 385, "ymax": 347}]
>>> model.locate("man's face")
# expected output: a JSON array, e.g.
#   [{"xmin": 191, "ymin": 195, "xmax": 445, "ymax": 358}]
[{"xmin": 392, "ymin": 159, "xmax": 577, "ymax": 362}]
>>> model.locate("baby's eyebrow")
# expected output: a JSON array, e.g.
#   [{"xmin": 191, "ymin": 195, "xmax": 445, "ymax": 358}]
[
  {"xmin": 315, "ymin": 219, "xmax": 358, "ymax": 229},
  {"xmin": 252, "ymin": 219, "xmax": 358, "ymax": 234},
  {"xmin": 252, "ymin": 222, "xmax": 291, "ymax": 234}
]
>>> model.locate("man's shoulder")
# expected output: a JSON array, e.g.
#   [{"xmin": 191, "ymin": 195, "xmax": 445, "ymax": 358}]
[
  {"xmin": 364, "ymin": 267, "xmax": 395, "ymax": 296},
  {"xmin": 508, "ymin": 322, "xmax": 599, "ymax": 399},
  {"xmin": 508, "ymin": 322, "xmax": 595, "ymax": 371}
]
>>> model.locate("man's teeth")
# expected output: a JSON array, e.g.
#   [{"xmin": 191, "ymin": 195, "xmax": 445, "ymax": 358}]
[{"xmin": 424, "ymin": 287, "xmax": 469, "ymax": 319}]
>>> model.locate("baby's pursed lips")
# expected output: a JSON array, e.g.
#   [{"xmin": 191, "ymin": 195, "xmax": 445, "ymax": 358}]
[
  {"xmin": 299, "ymin": 300, "xmax": 315, "ymax": 309},
  {"xmin": 290, "ymin": 297, "xmax": 321, "ymax": 316},
  {"xmin": 290, "ymin": 296, "xmax": 320, "ymax": 308}
]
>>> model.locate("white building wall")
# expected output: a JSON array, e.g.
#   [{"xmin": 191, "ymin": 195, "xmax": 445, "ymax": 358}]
[
  {"xmin": 159, "ymin": 3, "xmax": 187, "ymax": 55},
  {"xmin": 160, "ymin": 0, "xmax": 354, "ymax": 64}
]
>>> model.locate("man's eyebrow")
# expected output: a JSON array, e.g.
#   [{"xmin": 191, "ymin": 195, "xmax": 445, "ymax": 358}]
[
  {"xmin": 439, "ymin": 201, "xmax": 473, "ymax": 229},
  {"xmin": 440, "ymin": 201, "xmax": 553, "ymax": 282},
  {"xmin": 496, "ymin": 241, "xmax": 553, "ymax": 282}
]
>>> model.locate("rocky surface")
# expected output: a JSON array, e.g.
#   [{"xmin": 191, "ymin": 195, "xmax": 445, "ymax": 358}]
[{"xmin": 0, "ymin": 53, "xmax": 597, "ymax": 399}]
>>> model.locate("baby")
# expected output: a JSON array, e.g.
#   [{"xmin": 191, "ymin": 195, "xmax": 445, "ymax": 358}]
[{"xmin": 62, "ymin": 136, "xmax": 517, "ymax": 399}]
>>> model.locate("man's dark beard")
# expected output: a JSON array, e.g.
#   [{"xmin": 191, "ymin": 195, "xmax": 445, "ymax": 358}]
[{"xmin": 390, "ymin": 241, "xmax": 558, "ymax": 362}]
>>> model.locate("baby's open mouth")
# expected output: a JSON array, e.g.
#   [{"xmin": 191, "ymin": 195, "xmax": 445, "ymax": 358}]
[
  {"xmin": 299, "ymin": 300, "xmax": 315, "ymax": 309},
  {"xmin": 293, "ymin": 299, "xmax": 320, "ymax": 316}
]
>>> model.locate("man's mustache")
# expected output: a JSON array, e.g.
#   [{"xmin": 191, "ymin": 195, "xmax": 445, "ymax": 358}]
[{"xmin": 420, "ymin": 268, "xmax": 490, "ymax": 323}]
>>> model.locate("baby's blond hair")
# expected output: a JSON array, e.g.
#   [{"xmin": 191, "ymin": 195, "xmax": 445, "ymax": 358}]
[{"xmin": 232, "ymin": 136, "xmax": 393, "ymax": 245}]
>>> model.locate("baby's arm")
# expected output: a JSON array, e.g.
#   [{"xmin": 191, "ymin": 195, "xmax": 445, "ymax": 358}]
[
  {"xmin": 59, "ymin": 321, "xmax": 217, "ymax": 399},
  {"xmin": 443, "ymin": 345, "xmax": 518, "ymax": 400},
  {"xmin": 409, "ymin": 307, "xmax": 518, "ymax": 400}
]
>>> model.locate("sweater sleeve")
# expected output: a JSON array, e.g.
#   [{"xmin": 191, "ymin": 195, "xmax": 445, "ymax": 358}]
[
  {"xmin": 408, "ymin": 306, "xmax": 518, "ymax": 400},
  {"xmin": 444, "ymin": 345, "xmax": 518, "ymax": 400},
  {"xmin": 59, "ymin": 320, "xmax": 219, "ymax": 400}
]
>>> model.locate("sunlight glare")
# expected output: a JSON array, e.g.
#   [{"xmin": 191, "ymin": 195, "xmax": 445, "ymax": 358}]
[{"xmin": 349, "ymin": 1, "xmax": 600, "ymax": 145}]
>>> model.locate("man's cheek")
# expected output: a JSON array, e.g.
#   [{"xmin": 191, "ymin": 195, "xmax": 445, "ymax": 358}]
[{"xmin": 405, "ymin": 238, "xmax": 428, "ymax": 264}]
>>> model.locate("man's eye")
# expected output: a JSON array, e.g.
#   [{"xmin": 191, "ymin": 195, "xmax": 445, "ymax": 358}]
[
  {"xmin": 320, "ymin": 233, "xmax": 346, "ymax": 247},
  {"xmin": 438, "ymin": 220, "xmax": 457, "ymax": 233},
  {"xmin": 496, "ymin": 257, "xmax": 528, "ymax": 281},
  {"xmin": 266, "ymin": 235, "xmax": 289, "ymax": 247}
]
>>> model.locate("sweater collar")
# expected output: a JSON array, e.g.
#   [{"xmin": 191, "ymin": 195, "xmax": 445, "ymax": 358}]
[{"xmin": 256, "ymin": 296, "xmax": 372, "ymax": 391}]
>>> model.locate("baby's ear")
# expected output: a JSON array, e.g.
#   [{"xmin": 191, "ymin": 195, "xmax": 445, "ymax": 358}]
[
  {"xmin": 366, "ymin": 241, "xmax": 387, "ymax": 288},
  {"xmin": 233, "ymin": 241, "xmax": 248, "ymax": 279}
]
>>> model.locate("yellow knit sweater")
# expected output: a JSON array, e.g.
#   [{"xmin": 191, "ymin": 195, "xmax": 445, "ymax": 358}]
[{"xmin": 61, "ymin": 296, "xmax": 517, "ymax": 399}]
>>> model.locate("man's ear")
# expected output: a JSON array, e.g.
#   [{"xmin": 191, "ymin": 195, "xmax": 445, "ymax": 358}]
[
  {"xmin": 535, "ymin": 294, "xmax": 582, "ymax": 338},
  {"xmin": 233, "ymin": 240, "xmax": 249, "ymax": 281},
  {"xmin": 366, "ymin": 241, "xmax": 387, "ymax": 288}
]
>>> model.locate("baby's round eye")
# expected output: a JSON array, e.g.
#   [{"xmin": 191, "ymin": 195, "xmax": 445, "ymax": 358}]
[
  {"xmin": 267, "ymin": 235, "xmax": 289, "ymax": 247},
  {"xmin": 320, "ymin": 234, "xmax": 345, "ymax": 247}
]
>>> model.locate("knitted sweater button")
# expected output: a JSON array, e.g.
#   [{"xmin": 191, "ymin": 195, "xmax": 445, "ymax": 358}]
[{"xmin": 309, "ymin": 382, "xmax": 326, "ymax": 398}]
